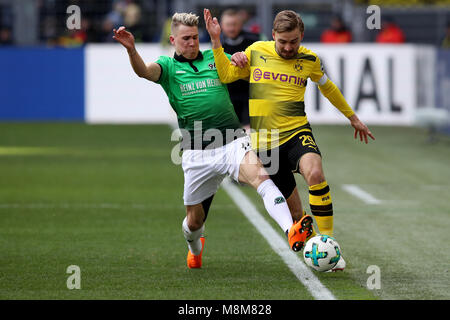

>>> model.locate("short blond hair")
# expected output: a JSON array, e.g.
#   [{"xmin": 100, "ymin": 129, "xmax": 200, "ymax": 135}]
[{"xmin": 171, "ymin": 12, "xmax": 199, "ymax": 34}]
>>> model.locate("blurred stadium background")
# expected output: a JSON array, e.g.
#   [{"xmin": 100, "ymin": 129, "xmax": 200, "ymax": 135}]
[
  {"xmin": 0, "ymin": 0, "xmax": 450, "ymax": 301},
  {"xmin": 0, "ymin": 0, "xmax": 449, "ymax": 128}
]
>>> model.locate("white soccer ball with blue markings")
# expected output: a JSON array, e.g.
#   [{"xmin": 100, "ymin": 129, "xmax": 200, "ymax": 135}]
[{"xmin": 303, "ymin": 235, "xmax": 341, "ymax": 272}]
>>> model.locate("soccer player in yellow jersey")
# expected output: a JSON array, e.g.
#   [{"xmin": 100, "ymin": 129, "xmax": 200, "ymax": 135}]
[{"xmin": 205, "ymin": 9, "xmax": 375, "ymax": 271}]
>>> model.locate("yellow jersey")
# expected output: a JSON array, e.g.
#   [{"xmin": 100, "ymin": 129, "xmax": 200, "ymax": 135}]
[{"xmin": 213, "ymin": 41, "xmax": 355, "ymax": 150}]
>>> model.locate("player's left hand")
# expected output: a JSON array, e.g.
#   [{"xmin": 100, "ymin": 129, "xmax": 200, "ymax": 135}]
[{"xmin": 349, "ymin": 114, "xmax": 375, "ymax": 144}]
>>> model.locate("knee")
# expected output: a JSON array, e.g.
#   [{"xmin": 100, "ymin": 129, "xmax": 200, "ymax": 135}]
[
  {"xmin": 254, "ymin": 174, "xmax": 270, "ymax": 188},
  {"xmin": 306, "ymin": 168, "xmax": 325, "ymax": 186}
]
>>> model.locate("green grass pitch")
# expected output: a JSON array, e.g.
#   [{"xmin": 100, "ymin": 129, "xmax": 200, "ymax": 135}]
[{"xmin": 0, "ymin": 123, "xmax": 449, "ymax": 300}]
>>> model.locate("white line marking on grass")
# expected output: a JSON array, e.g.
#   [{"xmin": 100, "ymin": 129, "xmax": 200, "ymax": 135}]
[
  {"xmin": 341, "ymin": 184, "xmax": 382, "ymax": 204},
  {"xmin": 221, "ymin": 178, "xmax": 336, "ymax": 300}
]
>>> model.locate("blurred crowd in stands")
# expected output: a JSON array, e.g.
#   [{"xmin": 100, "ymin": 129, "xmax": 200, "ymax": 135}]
[
  {"xmin": 320, "ymin": 15, "xmax": 406, "ymax": 44},
  {"xmin": 0, "ymin": 0, "xmax": 449, "ymax": 48}
]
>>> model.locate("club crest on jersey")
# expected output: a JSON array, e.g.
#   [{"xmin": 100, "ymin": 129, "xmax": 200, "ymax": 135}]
[
  {"xmin": 294, "ymin": 59, "xmax": 303, "ymax": 72},
  {"xmin": 208, "ymin": 63, "xmax": 216, "ymax": 70}
]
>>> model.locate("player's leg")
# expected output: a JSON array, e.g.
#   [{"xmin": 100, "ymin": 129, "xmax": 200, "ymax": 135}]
[
  {"xmin": 181, "ymin": 149, "xmax": 220, "ymax": 268},
  {"xmin": 285, "ymin": 187, "xmax": 303, "ymax": 221},
  {"xmin": 258, "ymin": 141, "xmax": 304, "ymax": 220},
  {"xmin": 183, "ymin": 194, "xmax": 213, "ymax": 252},
  {"xmin": 237, "ymin": 149, "xmax": 294, "ymax": 234},
  {"xmin": 264, "ymin": 134, "xmax": 318, "ymax": 240},
  {"xmin": 183, "ymin": 197, "xmax": 212, "ymax": 269},
  {"xmin": 284, "ymin": 130, "xmax": 333, "ymax": 237},
  {"xmin": 286, "ymin": 189, "xmax": 317, "ymax": 242},
  {"xmin": 236, "ymin": 146, "xmax": 312, "ymax": 252},
  {"xmin": 184, "ymin": 203, "xmax": 206, "ymax": 256},
  {"xmin": 299, "ymin": 152, "xmax": 334, "ymax": 237},
  {"xmin": 299, "ymin": 153, "xmax": 345, "ymax": 271}
]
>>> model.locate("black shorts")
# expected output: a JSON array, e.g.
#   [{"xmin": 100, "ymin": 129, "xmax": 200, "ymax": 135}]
[{"xmin": 258, "ymin": 130, "xmax": 321, "ymax": 199}]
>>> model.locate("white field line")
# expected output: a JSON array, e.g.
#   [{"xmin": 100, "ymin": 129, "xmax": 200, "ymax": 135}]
[
  {"xmin": 221, "ymin": 178, "xmax": 336, "ymax": 300},
  {"xmin": 341, "ymin": 184, "xmax": 382, "ymax": 205}
]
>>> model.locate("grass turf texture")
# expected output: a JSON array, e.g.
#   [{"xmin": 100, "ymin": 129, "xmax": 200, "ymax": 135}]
[{"xmin": 0, "ymin": 123, "xmax": 449, "ymax": 300}]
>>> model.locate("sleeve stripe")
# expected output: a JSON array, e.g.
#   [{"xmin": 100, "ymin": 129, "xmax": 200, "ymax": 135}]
[
  {"xmin": 317, "ymin": 74, "xmax": 328, "ymax": 86},
  {"xmin": 155, "ymin": 63, "xmax": 163, "ymax": 82}
]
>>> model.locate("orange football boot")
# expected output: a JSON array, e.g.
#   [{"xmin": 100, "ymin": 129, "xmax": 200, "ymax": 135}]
[
  {"xmin": 187, "ymin": 237, "xmax": 205, "ymax": 269},
  {"xmin": 288, "ymin": 215, "xmax": 314, "ymax": 252}
]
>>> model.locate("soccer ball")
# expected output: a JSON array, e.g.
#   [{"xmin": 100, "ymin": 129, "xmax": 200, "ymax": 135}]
[{"xmin": 303, "ymin": 235, "xmax": 341, "ymax": 272}]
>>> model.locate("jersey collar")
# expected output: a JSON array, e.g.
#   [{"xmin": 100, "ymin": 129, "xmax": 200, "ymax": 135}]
[{"xmin": 173, "ymin": 51, "xmax": 204, "ymax": 63}]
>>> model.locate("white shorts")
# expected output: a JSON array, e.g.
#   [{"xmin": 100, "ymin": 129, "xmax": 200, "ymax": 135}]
[{"xmin": 182, "ymin": 135, "xmax": 251, "ymax": 205}]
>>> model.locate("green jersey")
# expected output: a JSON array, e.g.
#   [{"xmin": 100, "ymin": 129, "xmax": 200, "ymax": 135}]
[{"xmin": 156, "ymin": 50, "xmax": 242, "ymax": 149}]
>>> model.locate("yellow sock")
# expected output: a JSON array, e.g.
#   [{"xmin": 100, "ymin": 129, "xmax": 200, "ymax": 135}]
[
  {"xmin": 309, "ymin": 181, "xmax": 333, "ymax": 236},
  {"xmin": 314, "ymin": 216, "xmax": 333, "ymax": 237}
]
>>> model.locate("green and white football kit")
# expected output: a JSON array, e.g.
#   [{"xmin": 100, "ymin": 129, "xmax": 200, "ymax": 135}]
[{"xmin": 156, "ymin": 50, "xmax": 250, "ymax": 205}]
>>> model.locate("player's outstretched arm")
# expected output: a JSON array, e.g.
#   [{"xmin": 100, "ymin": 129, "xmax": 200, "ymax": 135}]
[
  {"xmin": 317, "ymin": 78, "xmax": 374, "ymax": 144},
  {"xmin": 113, "ymin": 26, "xmax": 161, "ymax": 82}
]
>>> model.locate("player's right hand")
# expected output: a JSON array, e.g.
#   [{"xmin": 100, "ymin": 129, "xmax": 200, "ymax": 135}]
[
  {"xmin": 113, "ymin": 26, "xmax": 135, "ymax": 51},
  {"xmin": 231, "ymin": 52, "xmax": 248, "ymax": 68}
]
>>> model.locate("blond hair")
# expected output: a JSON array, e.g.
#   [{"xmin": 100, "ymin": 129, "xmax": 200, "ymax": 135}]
[
  {"xmin": 171, "ymin": 12, "xmax": 199, "ymax": 34},
  {"xmin": 273, "ymin": 10, "xmax": 304, "ymax": 33}
]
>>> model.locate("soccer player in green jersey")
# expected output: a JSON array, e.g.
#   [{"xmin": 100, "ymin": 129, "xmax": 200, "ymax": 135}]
[
  {"xmin": 113, "ymin": 12, "xmax": 314, "ymax": 269},
  {"xmin": 205, "ymin": 9, "xmax": 375, "ymax": 271}
]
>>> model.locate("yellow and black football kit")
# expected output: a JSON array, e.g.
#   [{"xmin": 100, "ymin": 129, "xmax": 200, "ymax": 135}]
[
  {"xmin": 213, "ymin": 41, "xmax": 356, "ymax": 236},
  {"xmin": 213, "ymin": 41, "xmax": 354, "ymax": 150}
]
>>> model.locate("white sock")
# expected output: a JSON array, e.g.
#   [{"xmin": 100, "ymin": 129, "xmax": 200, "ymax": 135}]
[
  {"xmin": 182, "ymin": 217, "xmax": 204, "ymax": 255},
  {"xmin": 257, "ymin": 179, "xmax": 293, "ymax": 233}
]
